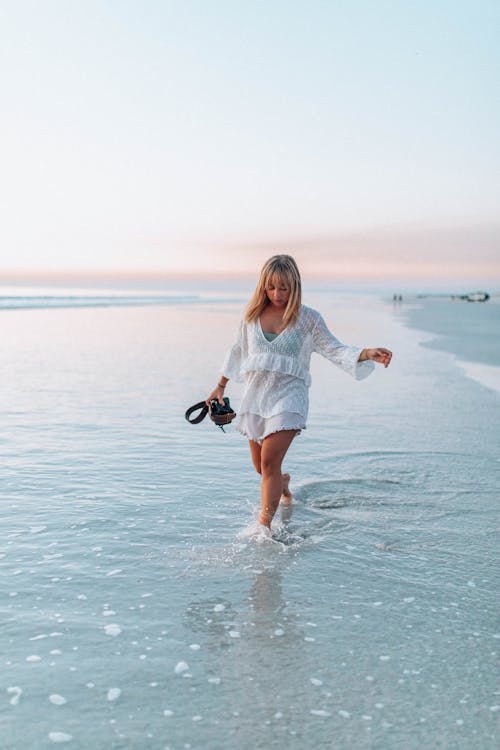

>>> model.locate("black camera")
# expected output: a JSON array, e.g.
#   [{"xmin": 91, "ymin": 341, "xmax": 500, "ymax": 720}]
[
  {"xmin": 185, "ymin": 397, "xmax": 236, "ymax": 432},
  {"xmin": 209, "ymin": 397, "xmax": 236, "ymax": 427}
]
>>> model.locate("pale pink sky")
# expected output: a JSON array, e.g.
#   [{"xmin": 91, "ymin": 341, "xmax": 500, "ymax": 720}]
[{"xmin": 1, "ymin": 3, "xmax": 499, "ymax": 284}]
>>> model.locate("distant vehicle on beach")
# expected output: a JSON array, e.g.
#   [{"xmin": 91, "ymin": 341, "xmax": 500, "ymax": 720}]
[{"xmin": 452, "ymin": 291, "xmax": 490, "ymax": 302}]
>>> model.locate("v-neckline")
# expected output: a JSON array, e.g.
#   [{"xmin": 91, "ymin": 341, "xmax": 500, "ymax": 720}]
[{"xmin": 257, "ymin": 316, "xmax": 288, "ymax": 343}]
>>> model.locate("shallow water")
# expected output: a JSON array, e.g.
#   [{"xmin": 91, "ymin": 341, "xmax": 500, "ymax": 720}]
[
  {"xmin": 1, "ymin": 291, "xmax": 498, "ymax": 749},
  {"xmin": 401, "ymin": 295, "xmax": 500, "ymax": 395}
]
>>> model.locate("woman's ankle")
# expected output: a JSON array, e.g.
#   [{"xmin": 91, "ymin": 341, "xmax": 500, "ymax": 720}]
[{"xmin": 258, "ymin": 513, "xmax": 272, "ymax": 528}]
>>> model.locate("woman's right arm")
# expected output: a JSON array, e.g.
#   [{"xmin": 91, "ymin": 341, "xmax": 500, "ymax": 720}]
[
  {"xmin": 206, "ymin": 319, "xmax": 245, "ymax": 405},
  {"xmin": 205, "ymin": 376, "xmax": 229, "ymax": 407}
]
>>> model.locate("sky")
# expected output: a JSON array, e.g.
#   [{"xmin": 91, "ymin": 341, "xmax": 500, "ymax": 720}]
[{"xmin": 1, "ymin": 0, "xmax": 499, "ymax": 284}]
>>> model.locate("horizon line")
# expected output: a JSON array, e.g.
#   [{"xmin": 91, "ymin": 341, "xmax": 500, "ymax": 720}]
[{"xmin": 1, "ymin": 269, "xmax": 499, "ymax": 295}]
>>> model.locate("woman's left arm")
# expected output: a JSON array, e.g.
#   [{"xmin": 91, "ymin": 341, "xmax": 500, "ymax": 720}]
[
  {"xmin": 358, "ymin": 348, "xmax": 392, "ymax": 368},
  {"xmin": 312, "ymin": 313, "xmax": 376, "ymax": 380}
]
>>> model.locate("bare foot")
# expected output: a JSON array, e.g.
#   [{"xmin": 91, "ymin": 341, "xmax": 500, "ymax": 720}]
[
  {"xmin": 280, "ymin": 502, "xmax": 293, "ymax": 524},
  {"xmin": 281, "ymin": 473, "xmax": 292, "ymax": 505},
  {"xmin": 258, "ymin": 514, "xmax": 271, "ymax": 529}
]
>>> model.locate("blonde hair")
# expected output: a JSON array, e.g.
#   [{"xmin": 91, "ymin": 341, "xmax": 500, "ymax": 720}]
[{"xmin": 245, "ymin": 254, "xmax": 302, "ymax": 326}]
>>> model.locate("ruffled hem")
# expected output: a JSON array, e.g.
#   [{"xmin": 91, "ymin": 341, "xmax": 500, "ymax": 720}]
[
  {"xmin": 237, "ymin": 412, "xmax": 306, "ymax": 445},
  {"xmin": 237, "ymin": 424, "xmax": 305, "ymax": 445},
  {"xmin": 240, "ymin": 353, "xmax": 311, "ymax": 385}
]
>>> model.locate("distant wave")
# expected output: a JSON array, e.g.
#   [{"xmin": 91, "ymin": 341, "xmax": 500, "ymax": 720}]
[
  {"xmin": 0, "ymin": 294, "xmax": 206, "ymax": 310},
  {"xmin": 455, "ymin": 358, "xmax": 500, "ymax": 397}
]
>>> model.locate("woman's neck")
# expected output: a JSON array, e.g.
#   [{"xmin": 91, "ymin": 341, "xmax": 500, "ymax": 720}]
[{"xmin": 260, "ymin": 304, "xmax": 287, "ymax": 332}]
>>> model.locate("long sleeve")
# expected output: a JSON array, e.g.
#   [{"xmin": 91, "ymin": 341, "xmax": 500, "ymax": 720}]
[
  {"xmin": 220, "ymin": 320, "xmax": 246, "ymax": 382},
  {"xmin": 312, "ymin": 313, "xmax": 375, "ymax": 380}
]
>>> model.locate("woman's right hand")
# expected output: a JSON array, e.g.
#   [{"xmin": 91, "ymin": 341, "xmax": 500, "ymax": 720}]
[{"xmin": 205, "ymin": 385, "xmax": 226, "ymax": 407}]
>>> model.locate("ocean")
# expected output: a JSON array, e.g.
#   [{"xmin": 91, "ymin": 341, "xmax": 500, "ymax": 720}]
[{"xmin": 1, "ymin": 283, "xmax": 499, "ymax": 750}]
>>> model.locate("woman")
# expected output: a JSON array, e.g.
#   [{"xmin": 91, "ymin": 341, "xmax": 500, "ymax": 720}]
[{"xmin": 206, "ymin": 255, "xmax": 392, "ymax": 531}]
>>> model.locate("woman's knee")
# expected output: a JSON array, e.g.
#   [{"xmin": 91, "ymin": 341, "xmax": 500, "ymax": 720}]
[{"xmin": 261, "ymin": 454, "xmax": 281, "ymax": 476}]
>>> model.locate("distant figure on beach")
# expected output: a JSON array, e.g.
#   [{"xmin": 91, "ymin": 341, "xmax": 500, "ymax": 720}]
[{"xmin": 206, "ymin": 255, "xmax": 392, "ymax": 533}]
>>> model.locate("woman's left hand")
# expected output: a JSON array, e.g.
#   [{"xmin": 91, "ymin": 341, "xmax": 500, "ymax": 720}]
[{"xmin": 364, "ymin": 348, "xmax": 392, "ymax": 368}]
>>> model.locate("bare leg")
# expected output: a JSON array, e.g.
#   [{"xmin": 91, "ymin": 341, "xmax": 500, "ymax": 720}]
[
  {"xmin": 248, "ymin": 439, "xmax": 293, "ymax": 511},
  {"xmin": 258, "ymin": 430, "xmax": 297, "ymax": 528},
  {"xmin": 248, "ymin": 439, "xmax": 262, "ymax": 476}
]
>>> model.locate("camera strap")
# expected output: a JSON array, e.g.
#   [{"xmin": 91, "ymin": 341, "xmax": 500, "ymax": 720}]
[
  {"xmin": 184, "ymin": 401, "xmax": 209, "ymax": 424},
  {"xmin": 185, "ymin": 399, "xmax": 236, "ymax": 432}
]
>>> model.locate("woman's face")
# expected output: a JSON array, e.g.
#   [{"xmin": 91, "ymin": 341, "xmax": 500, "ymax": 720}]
[{"xmin": 265, "ymin": 275, "xmax": 290, "ymax": 308}]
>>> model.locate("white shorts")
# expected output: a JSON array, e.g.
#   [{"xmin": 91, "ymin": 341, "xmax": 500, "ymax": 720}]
[{"xmin": 237, "ymin": 412, "xmax": 306, "ymax": 445}]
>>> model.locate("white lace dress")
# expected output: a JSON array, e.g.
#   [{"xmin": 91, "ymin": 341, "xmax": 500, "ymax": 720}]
[{"xmin": 220, "ymin": 305, "xmax": 374, "ymax": 444}]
